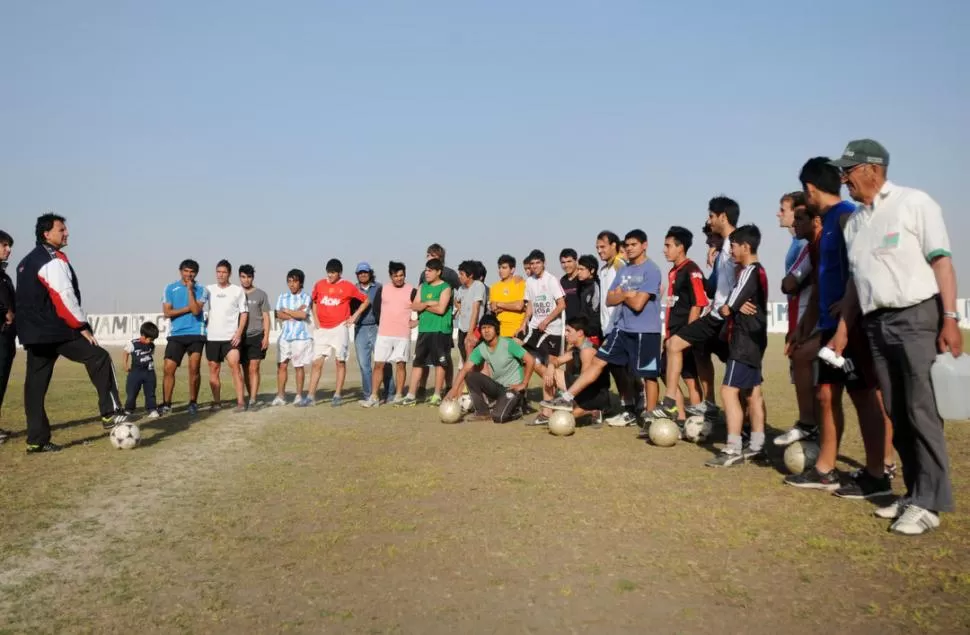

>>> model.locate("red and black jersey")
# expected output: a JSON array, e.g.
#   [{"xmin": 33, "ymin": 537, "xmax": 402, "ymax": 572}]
[
  {"xmin": 15, "ymin": 244, "xmax": 89, "ymax": 346},
  {"xmin": 724, "ymin": 262, "xmax": 769, "ymax": 369},
  {"xmin": 664, "ymin": 259, "xmax": 708, "ymax": 339}
]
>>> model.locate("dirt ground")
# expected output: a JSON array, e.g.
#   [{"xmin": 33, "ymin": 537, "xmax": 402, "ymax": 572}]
[{"xmin": 1, "ymin": 335, "xmax": 969, "ymax": 634}]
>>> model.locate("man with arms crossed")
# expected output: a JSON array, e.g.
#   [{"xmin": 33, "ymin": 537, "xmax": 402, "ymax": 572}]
[
  {"xmin": 205, "ymin": 260, "xmax": 248, "ymax": 412},
  {"xmin": 238, "ymin": 264, "xmax": 270, "ymax": 409},
  {"xmin": 272, "ymin": 269, "xmax": 313, "ymax": 406},
  {"xmin": 490, "ymin": 255, "xmax": 527, "ymax": 338},
  {"xmin": 161, "ymin": 259, "xmax": 207, "ymax": 415}
]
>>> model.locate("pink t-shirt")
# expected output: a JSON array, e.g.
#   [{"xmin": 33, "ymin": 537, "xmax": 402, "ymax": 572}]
[{"xmin": 378, "ymin": 283, "xmax": 415, "ymax": 338}]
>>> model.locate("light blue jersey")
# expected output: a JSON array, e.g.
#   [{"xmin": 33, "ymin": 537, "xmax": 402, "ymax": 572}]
[
  {"xmin": 275, "ymin": 290, "xmax": 312, "ymax": 341},
  {"xmin": 163, "ymin": 281, "xmax": 208, "ymax": 337}
]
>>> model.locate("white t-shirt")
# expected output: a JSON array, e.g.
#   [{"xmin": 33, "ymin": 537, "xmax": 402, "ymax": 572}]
[
  {"xmin": 598, "ymin": 257, "xmax": 625, "ymax": 333},
  {"xmin": 526, "ymin": 271, "xmax": 565, "ymax": 335},
  {"xmin": 205, "ymin": 283, "xmax": 248, "ymax": 341},
  {"xmin": 711, "ymin": 238, "xmax": 736, "ymax": 319}
]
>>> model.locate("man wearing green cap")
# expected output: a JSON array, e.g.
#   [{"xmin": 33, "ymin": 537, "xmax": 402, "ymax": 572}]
[{"xmin": 834, "ymin": 139, "xmax": 961, "ymax": 536}]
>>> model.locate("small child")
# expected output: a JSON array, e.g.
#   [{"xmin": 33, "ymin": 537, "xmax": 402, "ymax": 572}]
[
  {"xmin": 123, "ymin": 321, "xmax": 160, "ymax": 418},
  {"xmin": 706, "ymin": 225, "xmax": 768, "ymax": 467}
]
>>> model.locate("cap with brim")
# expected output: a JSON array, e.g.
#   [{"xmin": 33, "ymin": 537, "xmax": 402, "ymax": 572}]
[
  {"xmin": 355, "ymin": 262, "xmax": 373, "ymax": 274},
  {"xmin": 829, "ymin": 139, "xmax": 890, "ymax": 169}
]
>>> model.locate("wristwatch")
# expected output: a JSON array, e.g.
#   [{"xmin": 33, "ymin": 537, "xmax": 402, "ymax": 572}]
[{"xmin": 943, "ymin": 311, "xmax": 961, "ymax": 321}]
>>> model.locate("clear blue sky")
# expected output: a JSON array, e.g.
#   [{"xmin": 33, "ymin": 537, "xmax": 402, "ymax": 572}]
[{"xmin": 2, "ymin": 1, "xmax": 967, "ymax": 312}]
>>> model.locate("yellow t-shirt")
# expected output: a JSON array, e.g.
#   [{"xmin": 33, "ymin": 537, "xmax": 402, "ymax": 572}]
[{"xmin": 491, "ymin": 277, "xmax": 526, "ymax": 337}]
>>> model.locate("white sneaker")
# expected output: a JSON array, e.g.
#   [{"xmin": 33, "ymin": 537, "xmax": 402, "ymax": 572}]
[
  {"xmin": 291, "ymin": 396, "xmax": 303, "ymax": 406},
  {"xmin": 606, "ymin": 411, "xmax": 637, "ymax": 427},
  {"xmin": 773, "ymin": 422, "xmax": 817, "ymax": 446},
  {"xmin": 146, "ymin": 410, "xmax": 160, "ymax": 419},
  {"xmin": 271, "ymin": 396, "xmax": 286, "ymax": 407},
  {"xmin": 890, "ymin": 505, "xmax": 940, "ymax": 536},
  {"xmin": 874, "ymin": 497, "xmax": 909, "ymax": 520}
]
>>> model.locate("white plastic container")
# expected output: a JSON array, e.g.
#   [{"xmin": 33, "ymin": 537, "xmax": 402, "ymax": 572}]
[{"xmin": 931, "ymin": 353, "xmax": 970, "ymax": 421}]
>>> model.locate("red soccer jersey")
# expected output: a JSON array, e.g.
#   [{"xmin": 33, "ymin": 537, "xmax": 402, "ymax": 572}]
[{"xmin": 311, "ymin": 279, "xmax": 367, "ymax": 328}]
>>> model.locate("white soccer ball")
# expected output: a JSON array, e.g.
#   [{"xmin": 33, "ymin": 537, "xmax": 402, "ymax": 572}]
[
  {"xmin": 648, "ymin": 418, "xmax": 679, "ymax": 447},
  {"xmin": 548, "ymin": 411, "xmax": 576, "ymax": 437},
  {"xmin": 784, "ymin": 440, "xmax": 820, "ymax": 474},
  {"xmin": 439, "ymin": 399, "xmax": 463, "ymax": 424},
  {"xmin": 459, "ymin": 394, "xmax": 474, "ymax": 414},
  {"xmin": 109, "ymin": 423, "xmax": 141, "ymax": 450},
  {"xmin": 683, "ymin": 415, "xmax": 713, "ymax": 443}
]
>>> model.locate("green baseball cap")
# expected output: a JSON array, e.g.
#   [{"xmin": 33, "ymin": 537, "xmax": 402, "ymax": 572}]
[{"xmin": 829, "ymin": 139, "xmax": 890, "ymax": 168}]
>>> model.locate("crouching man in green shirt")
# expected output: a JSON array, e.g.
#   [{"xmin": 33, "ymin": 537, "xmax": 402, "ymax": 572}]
[{"xmin": 447, "ymin": 314, "xmax": 535, "ymax": 423}]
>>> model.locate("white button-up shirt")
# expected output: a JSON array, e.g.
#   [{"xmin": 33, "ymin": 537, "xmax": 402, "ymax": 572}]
[{"xmin": 843, "ymin": 180, "xmax": 951, "ymax": 315}]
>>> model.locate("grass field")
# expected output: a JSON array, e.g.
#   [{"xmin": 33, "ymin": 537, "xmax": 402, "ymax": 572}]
[{"xmin": 1, "ymin": 334, "xmax": 969, "ymax": 634}]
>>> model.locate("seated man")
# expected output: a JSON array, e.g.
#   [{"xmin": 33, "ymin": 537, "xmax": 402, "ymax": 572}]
[
  {"xmin": 447, "ymin": 314, "xmax": 535, "ymax": 423},
  {"xmin": 538, "ymin": 316, "xmax": 609, "ymax": 426}
]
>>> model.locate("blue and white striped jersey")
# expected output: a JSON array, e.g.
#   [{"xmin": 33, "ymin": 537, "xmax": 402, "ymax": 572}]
[{"xmin": 275, "ymin": 290, "xmax": 312, "ymax": 341}]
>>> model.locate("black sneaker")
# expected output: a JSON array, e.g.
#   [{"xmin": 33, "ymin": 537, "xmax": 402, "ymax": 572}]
[
  {"xmin": 101, "ymin": 411, "xmax": 128, "ymax": 430},
  {"xmin": 0, "ymin": 428, "xmax": 11, "ymax": 443},
  {"xmin": 833, "ymin": 470, "xmax": 893, "ymax": 499},
  {"xmin": 646, "ymin": 398, "xmax": 678, "ymax": 420},
  {"xmin": 26, "ymin": 442, "xmax": 63, "ymax": 454},
  {"xmin": 784, "ymin": 467, "xmax": 840, "ymax": 491},
  {"xmin": 742, "ymin": 445, "xmax": 766, "ymax": 462},
  {"xmin": 527, "ymin": 415, "xmax": 550, "ymax": 426},
  {"xmin": 705, "ymin": 448, "xmax": 745, "ymax": 468}
]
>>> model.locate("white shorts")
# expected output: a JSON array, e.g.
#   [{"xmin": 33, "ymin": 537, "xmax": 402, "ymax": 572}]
[
  {"xmin": 278, "ymin": 339, "xmax": 313, "ymax": 368},
  {"xmin": 313, "ymin": 325, "xmax": 350, "ymax": 361},
  {"xmin": 374, "ymin": 335, "xmax": 411, "ymax": 363}
]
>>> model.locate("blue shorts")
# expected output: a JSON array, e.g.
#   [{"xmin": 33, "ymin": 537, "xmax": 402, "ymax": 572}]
[
  {"xmin": 596, "ymin": 330, "xmax": 661, "ymax": 379},
  {"xmin": 723, "ymin": 360, "xmax": 762, "ymax": 389}
]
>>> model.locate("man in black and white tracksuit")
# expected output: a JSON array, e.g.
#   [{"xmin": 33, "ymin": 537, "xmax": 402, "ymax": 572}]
[{"xmin": 16, "ymin": 213, "xmax": 127, "ymax": 453}]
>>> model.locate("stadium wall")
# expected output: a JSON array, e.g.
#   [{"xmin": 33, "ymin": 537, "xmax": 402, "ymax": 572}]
[{"xmin": 83, "ymin": 299, "xmax": 970, "ymax": 346}]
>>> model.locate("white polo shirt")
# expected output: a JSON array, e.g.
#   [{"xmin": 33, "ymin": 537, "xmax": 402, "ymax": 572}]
[{"xmin": 843, "ymin": 180, "xmax": 951, "ymax": 316}]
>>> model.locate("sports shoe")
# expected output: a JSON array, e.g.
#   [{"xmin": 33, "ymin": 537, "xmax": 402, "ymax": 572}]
[
  {"xmin": 784, "ymin": 467, "xmax": 841, "ymax": 491},
  {"xmin": 359, "ymin": 397, "xmax": 379, "ymax": 408},
  {"xmin": 160, "ymin": 404, "xmax": 173, "ymax": 415},
  {"xmin": 391, "ymin": 394, "xmax": 406, "ymax": 405},
  {"xmin": 146, "ymin": 410, "xmax": 161, "ymax": 419},
  {"xmin": 0, "ymin": 428, "xmax": 11, "ymax": 443},
  {"xmin": 209, "ymin": 402, "xmax": 222, "ymax": 412},
  {"xmin": 187, "ymin": 402, "xmax": 199, "ymax": 416},
  {"xmin": 890, "ymin": 505, "xmax": 940, "ymax": 536},
  {"xmin": 426, "ymin": 394, "xmax": 442, "ymax": 407},
  {"xmin": 587, "ymin": 410, "xmax": 604, "ymax": 428},
  {"xmin": 331, "ymin": 395, "xmax": 344, "ymax": 408},
  {"xmin": 528, "ymin": 415, "xmax": 550, "ymax": 426},
  {"xmin": 123, "ymin": 409, "xmax": 133, "ymax": 416},
  {"xmin": 850, "ymin": 463, "xmax": 898, "ymax": 480},
  {"xmin": 232, "ymin": 404, "xmax": 246, "ymax": 414},
  {"xmin": 295, "ymin": 397, "xmax": 314, "ymax": 408},
  {"xmin": 290, "ymin": 395, "xmax": 303, "ymax": 406},
  {"xmin": 705, "ymin": 448, "xmax": 745, "ymax": 468},
  {"xmin": 833, "ymin": 470, "xmax": 892, "ymax": 499},
  {"xmin": 742, "ymin": 445, "xmax": 766, "ymax": 462},
  {"xmin": 540, "ymin": 396, "xmax": 574, "ymax": 411},
  {"xmin": 647, "ymin": 399, "xmax": 678, "ymax": 420},
  {"xmin": 101, "ymin": 412, "xmax": 128, "ymax": 429},
  {"xmin": 874, "ymin": 497, "xmax": 909, "ymax": 520},
  {"xmin": 271, "ymin": 396, "xmax": 287, "ymax": 407},
  {"xmin": 607, "ymin": 411, "xmax": 637, "ymax": 427},
  {"xmin": 248, "ymin": 400, "xmax": 262, "ymax": 410},
  {"xmin": 26, "ymin": 442, "xmax": 63, "ymax": 454},
  {"xmin": 397, "ymin": 396, "xmax": 417, "ymax": 407},
  {"xmin": 685, "ymin": 400, "xmax": 716, "ymax": 417},
  {"xmin": 773, "ymin": 421, "xmax": 818, "ymax": 446}
]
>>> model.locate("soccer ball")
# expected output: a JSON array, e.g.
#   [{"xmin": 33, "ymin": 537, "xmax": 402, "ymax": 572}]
[
  {"xmin": 439, "ymin": 399, "xmax": 463, "ymax": 424},
  {"xmin": 109, "ymin": 423, "xmax": 141, "ymax": 450},
  {"xmin": 648, "ymin": 418, "xmax": 679, "ymax": 447},
  {"xmin": 784, "ymin": 440, "xmax": 820, "ymax": 474},
  {"xmin": 459, "ymin": 394, "xmax": 474, "ymax": 414},
  {"xmin": 683, "ymin": 415, "xmax": 713, "ymax": 443},
  {"xmin": 548, "ymin": 411, "xmax": 576, "ymax": 437}
]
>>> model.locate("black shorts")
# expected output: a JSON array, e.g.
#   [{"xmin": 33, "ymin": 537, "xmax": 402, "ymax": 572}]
[
  {"xmin": 673, "ymin": 313, "xmax": 728, "ymax": 362},
  {"xmin": 814, "ymin": 328, "xmax": 875, "ymax": 391},
  {"xmin": 205, "ymin": 340, "xmax": 238, "ymax": 364},
  {"xmin": 660, "ymin": 348, "xmax": 698, "ymax": 381},
  {"xmin": 164, "ymin": 335, "xmax": 205, "ymax": 366},
  {"xmin": 522, "ymin": 327, "xmax": 562, "ymax": 366},
  {"xmin": 413, "ymin": 332, "xmax": 451, "ymax": 367},
  {"xmin": 575, "ymin": 387, "xmax": 611, "ymax": 413},
  {"xmin": 596, "ymin": 330, "xmax": 661, "ymax": 379},
  {"xmin": 723, "ymin": 360, "xmax": 762, "ymax": 389},
  {"xmin": 239, "ymin": 335, "xmax": 266, "ymax": 362}
]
